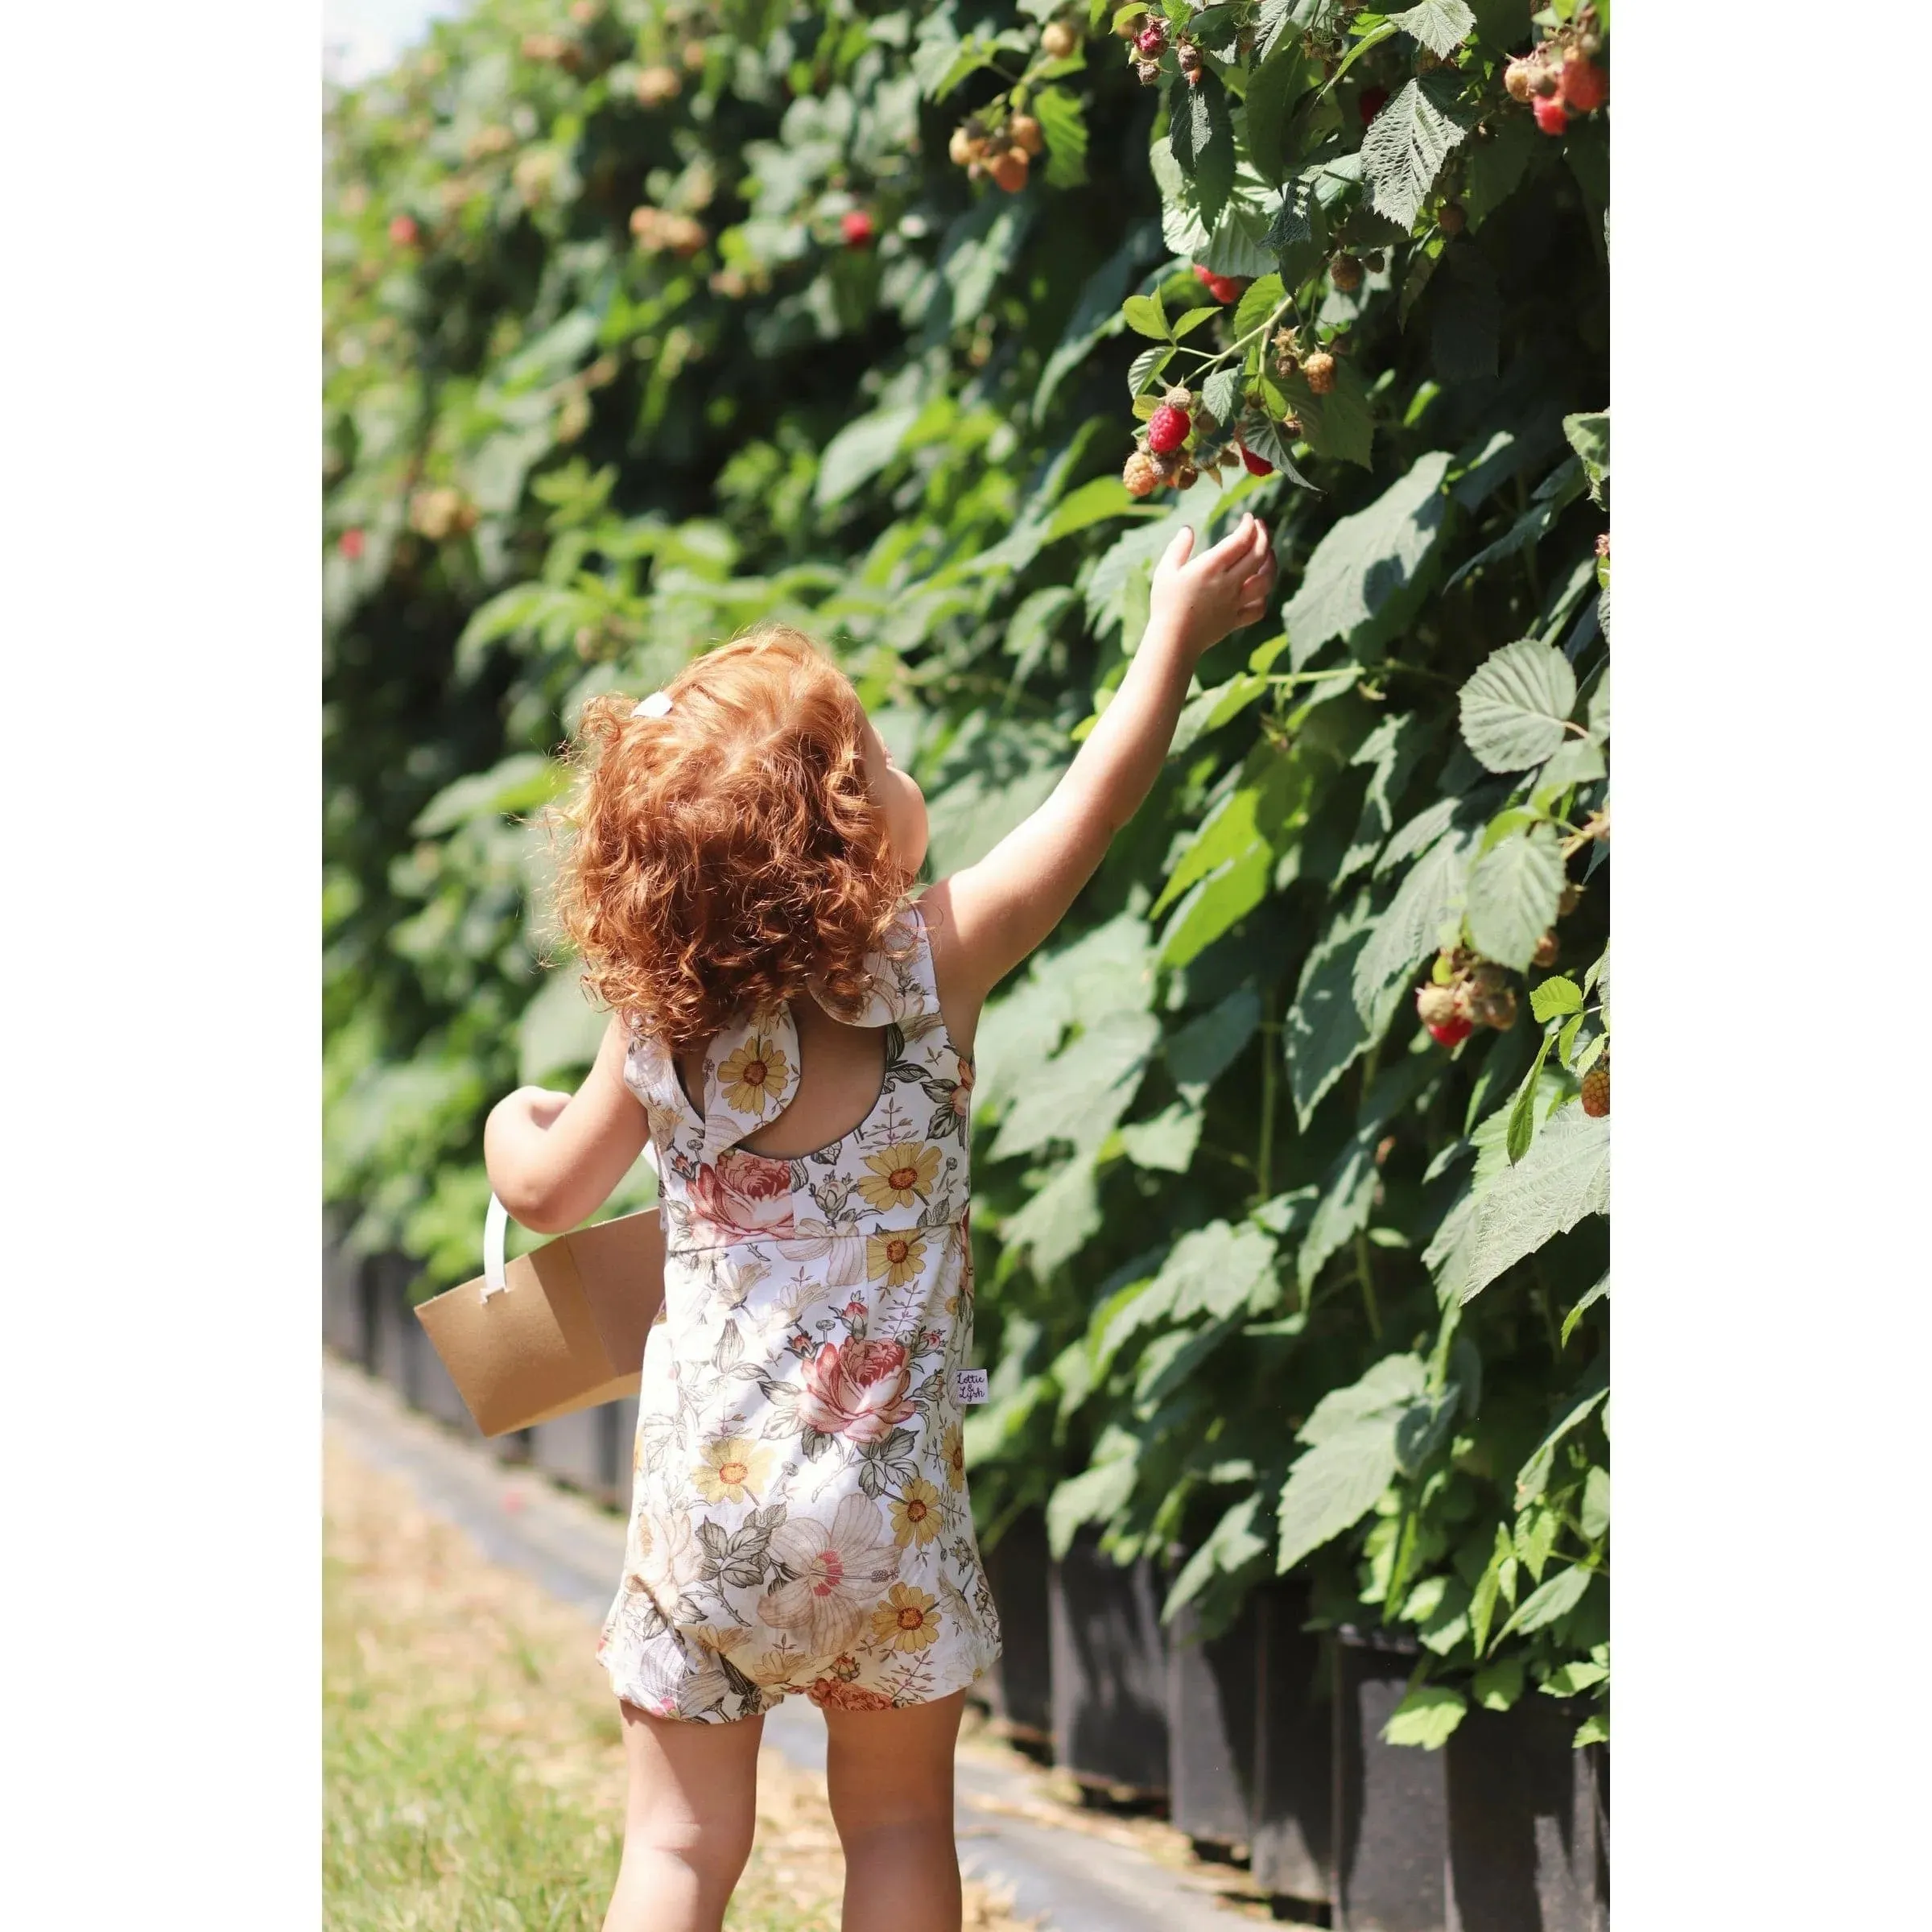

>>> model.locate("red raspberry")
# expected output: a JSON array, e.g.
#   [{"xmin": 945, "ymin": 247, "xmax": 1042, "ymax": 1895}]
[
  {"xmin": 1358, "ymin": 85, "xmax": 1389, "ymax": 125},
  {"xmin": 338, "ymin": 528, "xmax": 365, "ymax": 560},
  {"xmin": 1533, "ymin": 94, "xmax": 1569, "ymax": 135},
  {"xmin": 840, "ymin": 208, "xmax": 875, "ymax": 246},
  {"xmin": 1136, "ymin": 20, "xmax": 1167, "ymax": 57},
  {"xmin": 1560, "ymin": 55, "xmax": 1607, "ymax": 112},
  {"xmin": 1580, "ymin": 1059, "xmax": 1609, "ymax": 1117},
  {"xmin": 1428, "ymin": 1015, "xmax": 1474, "ymax": 1049},
  {"xmin": 1238, "ymin": 442, "xmax": 1274, "ymax": 477},
  {"xmin": 1147, "ymin": 403, "xmax": 1191, "ymax": 454},
  {"xmin": 388, "ymin": 213, "xmax": 419, "ymax": 246}
]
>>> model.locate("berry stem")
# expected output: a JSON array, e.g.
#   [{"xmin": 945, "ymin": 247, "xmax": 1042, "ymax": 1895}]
[
  {"xmin": 1253, "ymin": 996, "xmax": 1282, "ymax": 1212},
  {"xmin": 1354, "ymin": 1228, "xmax": 1383, "ymax": 1341}
]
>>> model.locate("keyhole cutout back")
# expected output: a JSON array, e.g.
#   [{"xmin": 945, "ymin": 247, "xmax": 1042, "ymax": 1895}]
[{"xmin": 675, "ymin": 1003, "xmax": 890, "ymax": 1162}]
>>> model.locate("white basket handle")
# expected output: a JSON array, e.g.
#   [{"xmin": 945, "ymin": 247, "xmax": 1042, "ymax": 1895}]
[{"xmin": 481, "ymin": 1137, "xmax": 660, "ymax": 1302}]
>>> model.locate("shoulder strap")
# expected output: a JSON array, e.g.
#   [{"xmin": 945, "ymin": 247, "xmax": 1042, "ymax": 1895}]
[{"xmin": 807, "ymin": 902, "xmax": 939, "ymax": 1030}]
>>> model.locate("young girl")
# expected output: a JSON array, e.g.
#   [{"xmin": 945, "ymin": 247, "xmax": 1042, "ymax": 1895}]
[{"xmin": 484, "ymin": 512, "xmax": 1275, "ymax": 1932}]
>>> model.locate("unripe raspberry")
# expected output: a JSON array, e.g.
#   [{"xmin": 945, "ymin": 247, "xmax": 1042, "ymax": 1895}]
[
  {"xmin": 1532, "ymin": 931, "xmax": 1560, "ymax": 969},
  {"xmin": 1504, "ymin": 58, "xmax": 1536, "ymax": 102},
  {"xmin": 1559, "ymin": 53, "xmax": 1607, "ymax": 111},
  {"xmin": 1475, "ymin": 987, "xmax": 1517, "ymax": 1031},
  {"xmin": 1533, "ymin": 93, "xmax": 1569, "ymax": 135},
  {"xmin": 1558, "ymin": 883, "xmax": 1583, "ymax": 917},
  {"xmin": 1302, "ymin": 350, "xmax": 1337, "ymax": 394},
  {"xmin": 1147, "ymin": 402, "xmax": 1191, "ymax": 453},
  {"xmin": 1532, "ymin": 61, "xmax": 1562, "ymax": 97},
  {"xmin": 1042, "ymin": 20, "xmax": 1079, "ymax": 59},
  {"xmin": 948, "ymin": 125, "xmax": 975, "ymax": 167},
  {"xmin": 989, "ymin": 148, "xmax": 1030, "ymax": 192},
  {"xmin": 1416, "ymin": 985, "xmax": 1459, "ymax": 1029},
  {"xmin": 1122, "ymin": 452, "xmax": 1159, "ymax": 497},
  {"xmin": 1178, "ymin": 41, "xmax": 1202, "ymax": 78},
  {"xmin": 1009, "ymin": 114, "xmax": 1044, "ymax": 156},
  {"xmin": 1580, "ymin": 1059, "xmax": 1609, "ymax": 1117},
  {"xmin": 1174, "ymin": 460, "xmax": 1199, "ymax": 490},
  {"xmin": 1330, "ymin": 252, "xmax": 1364, "ymax": 293},
  {"xmin": 1136, "ymin": 57, "xmax": 1162, "ymax": 84}
]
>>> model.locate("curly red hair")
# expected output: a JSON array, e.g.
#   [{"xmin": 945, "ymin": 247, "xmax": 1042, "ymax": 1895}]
[{"xmin": 551, "ymin": 626, "xmax": 914, "ymax": 1051}]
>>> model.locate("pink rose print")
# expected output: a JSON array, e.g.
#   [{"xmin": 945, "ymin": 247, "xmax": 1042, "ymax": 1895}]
[
  {"xmin": 687, "ymin": 1146, "xmax": 796, "ymax": 1244},
  {"xmin": 796, "ymin": 1335, "xmax": 915, "ymax": 1443}
]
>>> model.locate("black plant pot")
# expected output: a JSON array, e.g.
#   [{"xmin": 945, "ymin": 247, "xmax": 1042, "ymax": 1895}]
[
  {"xmin": 321, "ymin": 1214, "xmax": 370, "ymax": 1366},
  {"xmin": 1251, "ymin": 1577, "xmax": 1334, "ymax": 1905},
  {"xmin": 979, "ymin": 1509, "xmax": 1053, "ymax": 1744},
  {"xmin": 1334, "ymin": 1626, "xmax": 1449, "ymax": 1932},
  {"xmin": 1445, "ymin": 1695, "xmax": 1609, "ymax": 1932},
  {"xmin": 1048, "ymin": 1530, "xmax": 1170, "ymax": 1797},
  {"xmin": 530, "ymin": 1399, "xmax": 625, "ymax": 1502},
  {"xmin": 1165, "ymin": 1590, "xmax": 1261, "ymax": 1849}
]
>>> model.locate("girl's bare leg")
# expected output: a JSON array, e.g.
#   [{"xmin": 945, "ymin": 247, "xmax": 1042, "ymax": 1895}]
[
  {"xmin": 602, "ymin": 1699, "xmax": 765, "ymax": 1932},
  {"xmin": 823, "ymin": 1690, "xmax": 965, "ymax": 1932}
]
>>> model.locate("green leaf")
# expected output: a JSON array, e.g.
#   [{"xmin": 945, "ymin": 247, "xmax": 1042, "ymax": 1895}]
[
  {"xmin": 989, "ymin": 1008, "xmax": 1162, "ymax": 1159},
  {"xmin": 1559, "ymin": 1273, "xmax": 1609, "ymax": 1346},
  {"xmin": 1243, "ymin": 44, "xmax": 1311, "ymax": 187},
  {"xmin": 1472, "ymin": 1654, "xmax": 1525, "ymax": 1711},
  {"xmin": 1123, "ymin": 292, "xmax": 1171, "ymax": 340},
  {"xmin": 1232, "ymin": 270, "xmax": 1286, "ymax": 344},
  {"xmin": 1000, "ymin": 1154, "xmax": 1101, "ymax": 1274},
  {"xmin": 1459, "ymin": 639, "xmax": 1579, "ymax": 772},
  {"xmin": 1129, "ymin": 341, "xmax": 1176, "ymax": 396},
  {"xmin": 1277, "ymin": 352, "xmax": 1377, "ymax": 470},
  {"xmin": 1046, "ymin": 1453, "xmax": 1140, "ymax": 1558},
  {"xmin": 1574, "ymin": 1710, "xmax": 1610, "ymax": 1748},
  {"xmin": 1166, "ymin": 985, "xmax": 1263, "ymax": 1100},
  {"xmin": 813, "ymin": 403, "xmax": 920, "ymax": 509},
  {"xmin": 1579, "ymin": 1465, "xmax": 1610, "ymax": 1541},
  {"xmin": 1170, "ymin": 68, "xmax": 1237, "ymax": 233},
  {"xmin": 1360, "ymin": 72, "xmax": 1473, "ymax": 233},
  {"xmin": 1032, "ymin": 85, "xmax": 1090, "ymax": 188},
  {"xmin": 1463, "ymin": 109, "xmax": 1539, "ymax": 228},
  {"xmin": 1276, "ymin": 1417, "xmax": 1402, "ymax": 1571},
  {"xmin": 1515, "ymin": 1360, "xmax": 1608, "ymax": 1502},
  {"xmin": 1530, "ymin": 975, "xmax": 1583, "ymax": 1022},
  {"xmin": 1283, "ymin": 450, "xmax": 1451, "ymax": 665},
  {"xmin": 1157, "ymin": 844, "xmax": 1275, "ymax": 968},
  {"xmin": 1390, "ymin": 0, "xmax": 1476, "ymax": 57},
  {"xmin": 1505, "ymin": 1029, "xmax": 1554, "ymax": 1165},
  {"xmin": 1299, "ymin": 1353, "xmax": 1428, "ymax": 1445},
  {"xmin": 1463, "ymin": 1102, "xmax": 1609, "ymax": 1302},
  {"xmin": 1202, "ymin": 365, "xmax": 1245, "ymax": 425},
  {"xmin": 1041, "ymin": 477, "xmax": 1147, "ymax": 546},
  {"xmin": 1351, "ymin": 827, "xmax": 1476, "ymax": 1022},
  {"xmin": 1286, "ymin": 894, "xmax": 1402, "ymax": 1127},
  {"xmin": 1492, "ymin": 1563, "xmax": 1593, "ymax": 1645},
  {"xmin": 1563, "ymin": 409, "xmax": 1609, "ymax": 504},
  {"xmin": 1165, "ymin": 1492, "xmax": 1270, "ymax": 1616},
  {"xmin": 1466, "ymin": 824, "xmax": 1565, "ymax": 970},
  {"xmin": 1240, "ymin": 407, "xmax": 1318, "ymax": 489},
  {"xmin": 1117, "ymin": 1101, "xmax": 1205, "ymax": 1172},
  {"xmin": 1153, "ymin": 1219, "xmax": 1281, "ymax": 1322},
  {"xmin": 1382, "ymin": 1682, "xmax": 1468, "ymax": 1749}
]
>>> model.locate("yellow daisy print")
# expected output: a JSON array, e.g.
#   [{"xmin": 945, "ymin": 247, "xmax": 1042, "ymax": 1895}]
[
  {"xmin": 691, "ymin": 1435, "xmax": 776, "ymax": 1505},
  {"xmin": 865, "ymin": 1228, "xmax": 927, "ymax": 1287},
  {"xmin": 890, "ymin": 1479, "xmax": 944, "ymax": 1547},
  {"xmin": 716, "ymin": 1030, "xmax": 790, "ymax": 1117},
  {"xmin": 870, "ymin": 1583, "xmax": 943, "ymax": 1653},
  {"xmin": 857, "ymin": 1141, "xmax": 942, "ymax": 1211},
  {"xmin": 939, "ymin": 1423, "xmax": 967, "ymax": 1492}
]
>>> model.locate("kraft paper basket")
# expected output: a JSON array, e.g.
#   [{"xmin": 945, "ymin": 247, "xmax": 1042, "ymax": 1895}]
[{"xmin": 414, "ymin": 1151, "xmax": 666, "ymax": 1438}]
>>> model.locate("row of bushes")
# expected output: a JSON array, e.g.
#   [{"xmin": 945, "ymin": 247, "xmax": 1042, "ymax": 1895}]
[{"xmin": 324, "ymin": 0, "xmax": 1609, "ymax": 1755}]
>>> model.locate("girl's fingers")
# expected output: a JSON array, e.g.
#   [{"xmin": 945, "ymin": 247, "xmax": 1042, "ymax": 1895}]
[{"xmin": 1161, "ymin": 526, "xmax": 1197, "ymax": 573}]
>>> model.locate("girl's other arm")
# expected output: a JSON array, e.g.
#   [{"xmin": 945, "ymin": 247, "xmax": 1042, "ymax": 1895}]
[
  {"xmin": 924, "ymin": 513, "xmax": 1276, "ymax": 1035},
  {"xmin": 483, "ymin": 1013, "xmax": 648, "ymax": 1232}
]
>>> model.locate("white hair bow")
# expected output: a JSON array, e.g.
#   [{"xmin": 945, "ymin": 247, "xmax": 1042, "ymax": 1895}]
[{"xmin": 632, "ymin": 691, "xmax": 672, "ymax": 719}]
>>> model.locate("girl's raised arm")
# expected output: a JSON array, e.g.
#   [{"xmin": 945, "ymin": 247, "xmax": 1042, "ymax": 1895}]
[{"xmin": 923, "ymin": 512, "xmax": 1275, "ymax": 1028}]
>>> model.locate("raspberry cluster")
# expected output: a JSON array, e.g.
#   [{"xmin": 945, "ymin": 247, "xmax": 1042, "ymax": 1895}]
[{"xmin": 1504, "ymin": 6, "xmax": 1608, "ymax": 137}]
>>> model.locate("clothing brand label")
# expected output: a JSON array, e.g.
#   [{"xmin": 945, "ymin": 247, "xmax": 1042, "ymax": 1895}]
[{"xmin": 952, "ymin": 1368, "xmax": 989, "ymax": 1406}]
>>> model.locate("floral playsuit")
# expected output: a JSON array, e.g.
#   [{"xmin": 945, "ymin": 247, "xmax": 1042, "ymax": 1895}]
[{"xmin": 597, "ymin": 902, "xmax": 1002, "ymax": 1721}]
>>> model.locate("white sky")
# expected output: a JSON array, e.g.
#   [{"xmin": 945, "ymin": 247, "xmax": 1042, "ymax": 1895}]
[{"xmin": 324, "ymin": 0, "xmax": 471, "ymax": 85}]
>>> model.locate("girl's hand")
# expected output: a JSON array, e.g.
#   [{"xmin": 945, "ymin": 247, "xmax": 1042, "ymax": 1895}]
[{"xmin": 1147, "ymin": 513, "xmax": 1277, "ymax": 661}]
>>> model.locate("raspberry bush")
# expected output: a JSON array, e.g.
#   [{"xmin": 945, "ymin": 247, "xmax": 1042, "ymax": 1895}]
[{"xmin": 326, "ymin": 0, "xmax": 1608, "ymax": 1756}]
